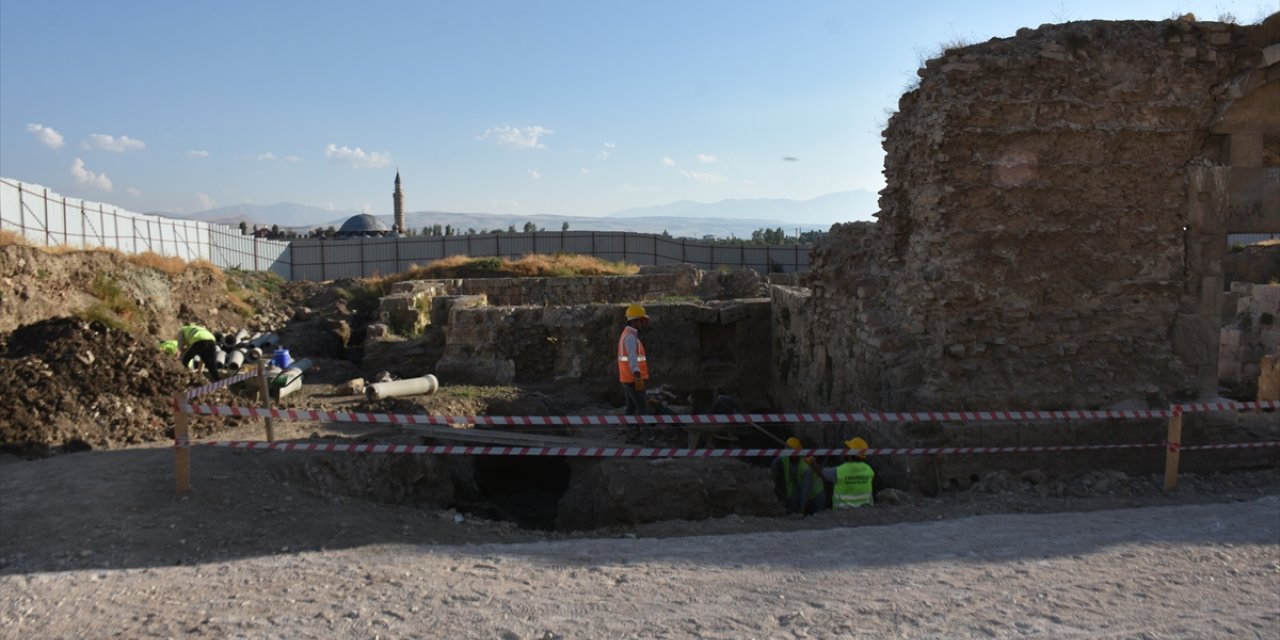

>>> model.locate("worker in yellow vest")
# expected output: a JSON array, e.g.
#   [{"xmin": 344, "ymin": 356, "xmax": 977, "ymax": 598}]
[
  {"xmin": 823, "ymin": 437, "xmax": 875, "ymax": 508},
  {"xmin": 177, "ymin": 323, "xmax": 221, "ymax": 380},
  {"xmin": 617, "ymin": 303, "xmax": 653, "ymax": 443},
  {"xmin": 771, "ymin": 437, "xmax": 827, "ymax": 515}
]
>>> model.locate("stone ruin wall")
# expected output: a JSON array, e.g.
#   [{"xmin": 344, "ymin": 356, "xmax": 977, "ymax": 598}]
[
  {"xmin": 365, "ymin": 265, "xmax": 775, "ymax": 407},
  {"xmin": 778, "ymin": 16, "xmax": 1280, "ymax": 416},
  {"xmin": 1219, "ymin": 282, "xmax": 1280, "ymax": 390}
]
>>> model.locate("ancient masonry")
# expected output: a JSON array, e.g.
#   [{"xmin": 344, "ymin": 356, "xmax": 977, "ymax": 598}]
[{"xmin": 774, "ymin": 15, "xmax": 1280, "ymax": 414}]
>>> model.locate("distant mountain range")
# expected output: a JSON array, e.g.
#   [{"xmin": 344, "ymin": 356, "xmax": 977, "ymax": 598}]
[{"xmin": 166, "ymin": 190, "xmax": 878, "ymax": 239}]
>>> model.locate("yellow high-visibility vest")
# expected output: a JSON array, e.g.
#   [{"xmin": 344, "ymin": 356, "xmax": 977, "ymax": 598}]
[{"xmin": 832, "ymin": 461, "xmax": 874, "ymax": 508}]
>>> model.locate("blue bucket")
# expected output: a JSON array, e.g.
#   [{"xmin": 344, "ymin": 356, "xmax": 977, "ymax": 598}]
[{"xmin": 271, "ymin": 347, "xmax": 292, "ymax": 369}]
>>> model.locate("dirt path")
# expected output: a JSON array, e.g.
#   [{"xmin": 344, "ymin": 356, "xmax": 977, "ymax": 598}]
[
  {"xmin": 2, "ymin": 442, "xmax": 1280, "ymax": 639},
  {"xmin": 2, "ymin": 491, "xmax": 1277, "ymax": 639}
]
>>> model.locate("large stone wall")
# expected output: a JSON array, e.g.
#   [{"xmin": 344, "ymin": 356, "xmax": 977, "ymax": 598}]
[
  {"xmin": 433, "ymin": 300, "xmax": 774, "ymax": 407},
  {"xmin": 780, "ymin": 16, "xmax": 1280, "ymax": 414}
]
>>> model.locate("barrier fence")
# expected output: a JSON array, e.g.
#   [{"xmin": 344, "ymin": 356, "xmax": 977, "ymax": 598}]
[
  {"xmin": 171, "ymin": 372, "xmax": 1280, "ymax": 494},
  {"xmin": 1, "ymin": 177, "xmax": 812, "ymax": 277}
]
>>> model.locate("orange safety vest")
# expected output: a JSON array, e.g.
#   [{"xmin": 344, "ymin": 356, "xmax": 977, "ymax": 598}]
[{"xmin": 617, "ymin": 325, "xmax": 649, "ymax": 382}]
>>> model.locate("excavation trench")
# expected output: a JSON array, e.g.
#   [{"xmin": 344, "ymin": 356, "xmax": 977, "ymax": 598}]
[{"xmin": 268, "ymin": 446, "xmax": 786, "ymax": 532}]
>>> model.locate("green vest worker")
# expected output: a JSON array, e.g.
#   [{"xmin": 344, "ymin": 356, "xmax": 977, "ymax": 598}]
[
  {"xmin": 177, "ymin": 324, "xmax": 221, "ymax": 380},
  {"xmin": 771, "ymin": 437, "xmax": 827, "ymax": 515},
  {"xmin": 823, "ymin": 437, "xmax": 875, "ymax": 508}
]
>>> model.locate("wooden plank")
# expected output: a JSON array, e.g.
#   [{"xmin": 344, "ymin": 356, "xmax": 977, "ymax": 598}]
[
  {"xmin": 1163, "ymin": 412, "xmax": 1184, "ymax": 492},
  {"xmin": 173, "ymin": 394, "xmax": 191, "ymax": 494}
]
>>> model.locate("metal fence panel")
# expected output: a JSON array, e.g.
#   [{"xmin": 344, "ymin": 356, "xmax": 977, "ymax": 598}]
[
  {"xmin": 560, "ymin": 231, "xmax": 599, "ymax": 255},
  {"xmin": 497, "ymin": 235, "xmax": 534, "ymax": 258},
  {"xmin": 1228, "ymin": 233, "xmax": 1279, "ymax": 245},
  {"xmin": 1, "ymin": 177, "xmax": 814, "ymax": 280},
  {"xmin": 363, "ymin": 237, "xmax": 400, "ymax": 277},
  {"xmin": 399, "ymin": 236, "xmax": 445, "ymax": 267}
]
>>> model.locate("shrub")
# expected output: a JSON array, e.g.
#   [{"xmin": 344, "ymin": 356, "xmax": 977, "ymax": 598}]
[{"xmin": 83, "ymin": 274, "xmax": 141, "ymax": 331}]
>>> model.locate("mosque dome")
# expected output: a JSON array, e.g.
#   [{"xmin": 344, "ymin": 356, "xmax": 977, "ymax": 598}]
[{"xmin": 336, "ymin": 213, "xmax": 389, "ymax": 237}]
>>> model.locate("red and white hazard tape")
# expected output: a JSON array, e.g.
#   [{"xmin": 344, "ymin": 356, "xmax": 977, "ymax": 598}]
[
  {"xmin": 178, "ymin": 402, "xmax": 1182, "ymax": 426},
  {"xmin": 172, "ymin": 440, "xmax": 1272, "ymax": 458},
  {"xmin": 184, "ymin": 370, "xmax": 259, "ymax": 399},
  {"xmin": 1175, "ymin": 400, "xmax": 1279, "ymax": 413},
  {"xmin": 1179, "ymin": 441, "xmax": 1280, "ymax": 451}
]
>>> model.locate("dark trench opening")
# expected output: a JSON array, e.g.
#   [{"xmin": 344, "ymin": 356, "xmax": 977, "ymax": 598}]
[{"xmin": 459, "ymin": 456, "xmax": 572, "ymax": 530}]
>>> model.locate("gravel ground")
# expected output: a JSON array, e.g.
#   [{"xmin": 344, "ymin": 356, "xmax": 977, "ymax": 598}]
[{"xmin": 2, "ymin": 442, "xmax": 1279, "ymax": 639}]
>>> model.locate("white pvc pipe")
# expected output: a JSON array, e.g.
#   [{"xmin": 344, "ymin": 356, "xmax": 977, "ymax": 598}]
[
  {"xmin": 248, "ymin": 332, "xmax": 278, "ymax": 349},
  {"xmin": 272, "ymin": 358, "xmax": 313, "ymax": 388},
  {"xmin": 366, "ymin": 374, "xmax": 439, "ymax": 400}
]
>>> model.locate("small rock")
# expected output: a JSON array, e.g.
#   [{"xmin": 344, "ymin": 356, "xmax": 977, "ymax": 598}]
[{"xmin": 875, "ymin": 488, "xmax": 911, "ymax": 505}]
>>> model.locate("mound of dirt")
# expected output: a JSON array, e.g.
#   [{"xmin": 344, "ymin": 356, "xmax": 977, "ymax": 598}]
[{"xmin": 0, "ymin": 317, "xmax": 228, "ymax": 456}]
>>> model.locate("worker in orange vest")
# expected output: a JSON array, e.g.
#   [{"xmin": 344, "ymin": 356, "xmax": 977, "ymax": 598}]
[{"xmin": 617, "ymin": 303, "xmax": 653, "ymax": 443}]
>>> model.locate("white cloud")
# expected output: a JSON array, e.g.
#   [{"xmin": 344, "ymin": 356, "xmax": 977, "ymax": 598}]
[
  {"xmin": 70, "ymin": 158, "xmax": 112, "ymax": 191},
  {"xmin": 126, "ymin": 187, "xmax": 142, "ymax": 197},
  {"xmin": 26, "ymin": 123, "xmax": 65, "ymax": 149},
  {"xmin": 187, "ymin": 150, "xmax": 209, "ymax": 158},
  {"xmin": 598, "ymin": 142, "xmax": 615, "ymax": 160},
  {"xmin": 679, "ymin": 169, "xmax": 729, "ymax": 183},
  {"xmin": 284, "ymin": 155, "xmax": 303, "ymax": 163},
  {"xmin": 195, "ymin": 193, "xmax": 215, "ymax": 209},
  {"xmin": 83, "ymin": 133, "xmax": 145, "ymax": 152},
  {"xmin": 528, "ymin": 169, "xmax": 542, "ymax": 179},
  {"xmin": 476, "ymin": 125, "xmax": 553, "ymax": 149},
  {"xmin": 324, "ymin": 144, "xmax": 391, "ymax": 169},
  {"xmin": 696, "ymin": 153, "xmax": 717, "ymax": 163},
  {"xmin": 661, "ymin": 157, "xmax": 675, "ymax": 167},
  {"xmin": 242, "ymin": 152, "xmax": 277, "ymax": 161},
  {"xmin": 580, "ymin": 168, "xmax": 590, "ymax": 175}
]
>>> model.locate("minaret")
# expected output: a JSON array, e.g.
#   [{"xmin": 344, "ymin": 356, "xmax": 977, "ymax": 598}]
[{"xmin": 393, "ymin": 170, "xmax": 405, "ymax": 233}]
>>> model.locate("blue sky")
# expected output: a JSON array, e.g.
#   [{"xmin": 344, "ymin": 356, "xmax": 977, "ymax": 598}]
[{"xmin": 1, "ymin": 1, "xmax": 1274, "ymax": 222}]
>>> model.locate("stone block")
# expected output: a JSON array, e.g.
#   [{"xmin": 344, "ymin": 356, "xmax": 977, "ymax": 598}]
[{"xmin": 1259, "ymin": 354, "xmax": 1280, "ymax": 402}]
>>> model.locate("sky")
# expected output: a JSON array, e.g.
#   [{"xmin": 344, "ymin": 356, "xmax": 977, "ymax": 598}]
[{"xmin": 1, "ymin": 1, "xmax": 1275, "ymax": 221}]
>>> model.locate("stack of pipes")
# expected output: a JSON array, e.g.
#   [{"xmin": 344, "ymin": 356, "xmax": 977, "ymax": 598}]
[{"xmin": 191, "ymin": 330, "xmax": 280, "ymax": 376}]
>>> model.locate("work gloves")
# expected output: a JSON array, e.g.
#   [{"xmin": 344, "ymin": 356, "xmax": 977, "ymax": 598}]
[{"xmin": 633, "ymin": 375, "xmax": 645, "ymax": 392}]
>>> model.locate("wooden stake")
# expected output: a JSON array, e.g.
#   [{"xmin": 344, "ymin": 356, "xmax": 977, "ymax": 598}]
[
  {"xmin": 257, "ymin": 360, "xmax": 275, "ymax": 442},
  {"xmin": 1163, "ymin": 410, "xmax": 1184, "ymax": 492},
  {"xmin": 173, "ymin": 394, "xmax": 191, "ymax": 494}
]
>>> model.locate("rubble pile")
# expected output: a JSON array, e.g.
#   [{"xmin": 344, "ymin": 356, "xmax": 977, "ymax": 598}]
[{"xmin": 0, "ymin": 317, "xmax": 224, "ymax": 456}]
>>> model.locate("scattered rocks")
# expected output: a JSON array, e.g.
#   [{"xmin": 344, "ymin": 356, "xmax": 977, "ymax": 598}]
[{"xmin": 0, "ymin": 317, "xmax": 227, "ymax": 456}]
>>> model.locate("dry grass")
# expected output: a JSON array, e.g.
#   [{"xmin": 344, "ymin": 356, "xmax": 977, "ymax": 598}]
[
  {"xmin": 386, "ymin": 253, "xmax": 636, "ymax": 284},
  {"xmin": 126, "ymin": 251, "xmax": 188, "ymax": 275},
  {"xmin": 0, "ymin": 229, "xmax": 32, "ymax": 246}
]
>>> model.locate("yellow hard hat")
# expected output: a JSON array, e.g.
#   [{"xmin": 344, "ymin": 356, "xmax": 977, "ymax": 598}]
[
  {"xmin": 845, "ymin": 437, "xmax": 869, "ymax": 459},
  {"xmin": 625, "ymin": 303, "xmax": 648, "ymax": 320},
  {"xmin": 785, "ymin": 437, "xmax": 803, "ymax": 450}
]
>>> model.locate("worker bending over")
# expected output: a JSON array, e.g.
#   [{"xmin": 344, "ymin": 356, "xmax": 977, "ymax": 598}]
[
  {"xmin": 177, "ymin": 323, "xmax": 221, "ymax": 381},
  {"xmin": 823, "ymin": 437, "xmax": 875, "ymax": 508}
]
